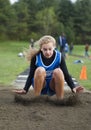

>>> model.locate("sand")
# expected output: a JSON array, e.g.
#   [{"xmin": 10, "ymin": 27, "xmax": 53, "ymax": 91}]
[{"xmin": 0, "ymin": 86, "xmax": 91, "ymax": 130}]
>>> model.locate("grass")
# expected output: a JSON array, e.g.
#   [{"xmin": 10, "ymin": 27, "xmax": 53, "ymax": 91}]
[
  {"xmin": 66, "ymin": 45, "xmax": 91, "ymax": 90},
  {"xmin": 0, "ymin": 41, "xmax": 29, "ymax": 86},
  {"xmin": 0, "ymin": 42, "xmax": 91, "ymax": 90}
]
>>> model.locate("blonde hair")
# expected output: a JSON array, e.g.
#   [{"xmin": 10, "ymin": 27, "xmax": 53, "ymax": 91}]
[
  {"xmin": 39, "ymin": 35, "xmax": 56, "ymax": 48},
  {"xmin": 24, "ymin": 35, "xmax": 56, "ymax": 61}
]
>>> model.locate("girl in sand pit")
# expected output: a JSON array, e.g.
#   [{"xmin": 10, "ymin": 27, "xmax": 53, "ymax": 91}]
[{"xmin": 13, "ymin": 35, "xmax": 84, "ymax": 100}]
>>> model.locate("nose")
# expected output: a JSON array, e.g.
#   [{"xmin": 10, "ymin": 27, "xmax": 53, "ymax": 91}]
[{"xmin": 46, "ymin": 49, "xmax": 50, "ymax": 53}]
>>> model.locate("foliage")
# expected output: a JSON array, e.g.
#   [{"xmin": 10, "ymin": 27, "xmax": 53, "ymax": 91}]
[
  {"xmin": 0, "ymin": 0, "xmax": 91, "ymax": 43},
  {"xmin": 73, "ymin": 0, "xmax": 91, "ymax": 43}
]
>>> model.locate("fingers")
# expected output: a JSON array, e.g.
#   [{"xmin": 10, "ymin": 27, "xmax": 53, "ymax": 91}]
[
  {"xmin": 72, "ymin": 86, "xmax": 84, "ymax": 93},
  {"xmin": 12, "ymin": 89, "xmax": 26, "ymax": 94},
  {"xmin": 76, "ymin": 86, "xmax": 84, "ymax": 93}
]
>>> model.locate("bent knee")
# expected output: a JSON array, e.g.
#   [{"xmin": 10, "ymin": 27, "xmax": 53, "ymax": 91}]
[
  {"xmin": 53, "ymin": 68, "xmax": 63, "ymax": 75},
  {"xmin": 35, "ymin": 67, "xmax": 46, "ymax": 76},
  {"xmin": 53, "ymin": 68, "xmax": 64, "ymax": 79}
]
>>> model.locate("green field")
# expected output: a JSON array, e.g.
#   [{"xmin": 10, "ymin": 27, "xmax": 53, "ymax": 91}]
[
  {"xmin": 66, "ymin": 45, "xmax": 91, "ymax": 90},
  {"xmin": 0, "ymin": 41, "xmax": 91, "ymax": 90},
  {"xmin": 0, "ymin": 41, "xmax": 29, "ymax": 86}
]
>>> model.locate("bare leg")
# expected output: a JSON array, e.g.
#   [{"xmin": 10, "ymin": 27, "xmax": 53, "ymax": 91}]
[
  {"xmin": 50, "ymin": 68, "xmax": 64, "ymax": 100},
  {"xmin": 34, "ymin": 67, "xmax": 46, "ymax": 96}
]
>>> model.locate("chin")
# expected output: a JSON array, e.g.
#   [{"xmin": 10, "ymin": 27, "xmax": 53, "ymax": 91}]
[{"xmin": 46, "ymin": 56, "xmax": 51, "ymax": 58}]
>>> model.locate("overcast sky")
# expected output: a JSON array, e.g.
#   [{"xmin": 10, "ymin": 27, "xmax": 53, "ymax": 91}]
[{"xmin": 10, "ymin": 0, "xmax": 77, "ymax": 4}]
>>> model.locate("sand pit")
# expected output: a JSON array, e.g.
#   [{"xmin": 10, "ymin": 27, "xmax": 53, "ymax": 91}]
[{"xmin": 0, "ymin": 86, "xmax": 91, "ymax": 130}]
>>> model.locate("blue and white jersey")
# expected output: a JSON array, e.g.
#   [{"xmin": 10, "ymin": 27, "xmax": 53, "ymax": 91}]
[{"xmin": 36, "ymin": 50, "xmax": 61, "ymax": 79}]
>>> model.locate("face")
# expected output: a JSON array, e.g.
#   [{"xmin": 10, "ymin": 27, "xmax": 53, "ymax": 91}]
[{"xmin": 41, "ymin": 42, "xmax": 55, "ymax": 58}]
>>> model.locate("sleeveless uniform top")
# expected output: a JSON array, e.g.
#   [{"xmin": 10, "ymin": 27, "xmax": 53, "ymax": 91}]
[{"xmin": 36, "ymin": 50, "xmax": 61, "ymax": 79}]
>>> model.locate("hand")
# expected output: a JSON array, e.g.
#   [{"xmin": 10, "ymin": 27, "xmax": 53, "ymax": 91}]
[
  {"xmin": 12, "ymin": 89, "xmax": 26, "ymax": 94},
  {"xmin": 72, "ymin": 86, "xmax": 84, "ymax": 93}
]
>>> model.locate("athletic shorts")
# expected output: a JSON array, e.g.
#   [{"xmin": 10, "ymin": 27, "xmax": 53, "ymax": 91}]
[{"xmin": 31, "ymin": 78, "xmax": 55, "ymax": 96}]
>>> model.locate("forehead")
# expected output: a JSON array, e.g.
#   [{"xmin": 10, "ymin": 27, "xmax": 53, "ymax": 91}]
[{"xmin": 41, "ymin": 42, "xmax": 54, "ymax": 48}]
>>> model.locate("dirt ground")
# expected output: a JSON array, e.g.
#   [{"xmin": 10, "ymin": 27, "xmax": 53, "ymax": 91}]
[{"xmin": 0, "ymin": 86, "xmax": 91, "ymax": 130}]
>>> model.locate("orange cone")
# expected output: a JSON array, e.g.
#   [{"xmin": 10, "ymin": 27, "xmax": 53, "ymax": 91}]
[{"xmin": 80, "ymin": 66, "xmax": 87, "ymax": 80}]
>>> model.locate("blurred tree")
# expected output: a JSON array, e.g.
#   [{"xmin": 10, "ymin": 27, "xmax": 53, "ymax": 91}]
[
  {"xmin": 74, "ymin": 0, "xmax": 91, "ymax": 43},
  {"xmin": 0, "ymin": 0, "xmax": 91, "ymax": 44},
  {"xmin": 12, "ymin": 1, "xmax": 29, "ymax": 40},
  {"xmin": 0, "ymin": 0, "xmax": 17, "ymax": 40}
]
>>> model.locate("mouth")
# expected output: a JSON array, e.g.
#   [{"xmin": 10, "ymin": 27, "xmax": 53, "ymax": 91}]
[{"xmin": 46, "ymin": 55, "xmax": 51, "ymax": 58}]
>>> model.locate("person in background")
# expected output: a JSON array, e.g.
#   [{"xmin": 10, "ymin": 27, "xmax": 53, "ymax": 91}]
[
  {"xmin": 84, "ymin": 43, "xmax": 90, "ymax": 57},
  {"xmin": 69, "ymin": 42, "xmax": 74, "ymax": 55},
  {"xmin": 58, "ymin": 33, "xmax": 67, "ymax": 58},
  {"xmin": 30, "ymin": 38, "xmax": 34, "ymax": 48},
  {"xmin": 13, "ymin": 35, "xmax": 84, "ymax": 101},
  {"xmin": 64, "ymin": 43, "xmax": 69, "ymax": 58}
]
